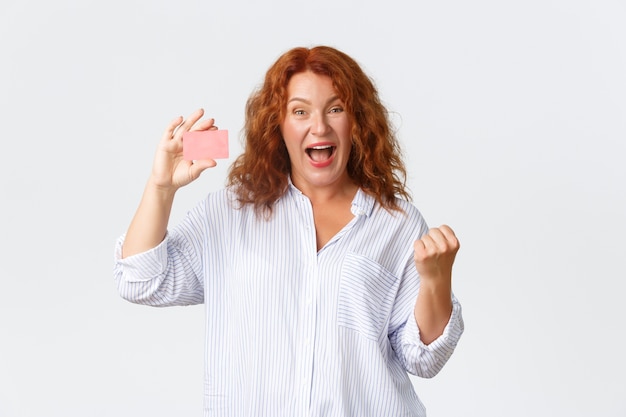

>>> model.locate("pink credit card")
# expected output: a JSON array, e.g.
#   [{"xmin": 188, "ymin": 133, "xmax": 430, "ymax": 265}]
[{"xmin": 182, "ymin": 130, "xmax": 229, "ymax": 160}]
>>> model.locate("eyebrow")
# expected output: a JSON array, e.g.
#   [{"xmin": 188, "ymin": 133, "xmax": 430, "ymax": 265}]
[{"xmin": 287, "ymin": 95, "xmax": 342, "ymax": 105}]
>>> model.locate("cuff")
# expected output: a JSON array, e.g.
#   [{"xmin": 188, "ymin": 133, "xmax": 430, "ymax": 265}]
[
  {"xmin": 113, "ymin": 233, "xmax": 170, "ymax": 282},
  {"xmin": 406, "ymin": 296, "xmax": 464, "ymax": 351}
]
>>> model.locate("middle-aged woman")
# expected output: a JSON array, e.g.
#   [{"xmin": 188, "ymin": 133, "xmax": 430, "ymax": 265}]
[{"xmin": 114, "ymin": 45, "xmax": 464, "ymax": 416}]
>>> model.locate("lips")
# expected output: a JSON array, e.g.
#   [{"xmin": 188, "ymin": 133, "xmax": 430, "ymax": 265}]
[
  {"xmin": 305, "ymin": 145, "xmax": 335, "ymax": 161},
  {"xmin": 305, "ymin": 143, "xmax": 336, "ymax": 167}
]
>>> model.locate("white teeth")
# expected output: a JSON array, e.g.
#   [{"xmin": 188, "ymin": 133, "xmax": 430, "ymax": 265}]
[{"xmin": 310, "ymin": 145, "xmax": 333, "ymax": 150}]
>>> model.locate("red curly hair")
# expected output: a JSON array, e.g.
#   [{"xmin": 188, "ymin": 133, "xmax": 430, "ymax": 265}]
[{"xmin": 227, "ymin": 45, "xmax": 410, "ymax": 216}]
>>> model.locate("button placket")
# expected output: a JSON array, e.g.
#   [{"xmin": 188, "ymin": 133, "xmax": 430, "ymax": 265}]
[{"xmin": 294, "ymin": 193, "xmax": 318, "ymax": 412}]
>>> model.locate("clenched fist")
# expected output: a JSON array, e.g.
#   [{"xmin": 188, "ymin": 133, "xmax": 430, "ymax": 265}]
[
  {"xmin": 414, "ymin": 225, "xmax": 460, "ymax": 283},
  {"xmin": 413, "ymin": 225, "xmax": 460, "ymax": 344}
]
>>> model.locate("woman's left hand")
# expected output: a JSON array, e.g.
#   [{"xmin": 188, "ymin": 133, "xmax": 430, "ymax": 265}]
[
  {"xmin": 414, "ymin": 225, "xmax": 460, "ymax": 284},
  {"xmin": 413, "ymin": 225, "xmax": 460, "ymax": 344}
]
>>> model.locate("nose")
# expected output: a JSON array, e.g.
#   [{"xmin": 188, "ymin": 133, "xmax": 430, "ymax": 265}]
[{"xmin": 310, "ymin": 112, "xmax": 331, "ymax": 136}]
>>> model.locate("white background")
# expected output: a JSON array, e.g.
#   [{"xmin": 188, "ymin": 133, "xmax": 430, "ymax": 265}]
[{"xmin": 1, "ymin": 0, "xmax": 625, "ymax": 416}]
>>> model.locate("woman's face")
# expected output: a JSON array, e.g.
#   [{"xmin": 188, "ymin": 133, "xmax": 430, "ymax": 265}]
[{"xmin": 280, "ymin": 71, "xmax": 353, "ymax": 193}]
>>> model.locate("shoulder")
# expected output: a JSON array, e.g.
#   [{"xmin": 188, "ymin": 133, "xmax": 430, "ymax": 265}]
[
  {"xmin": 368, "ymin": 196, "xmax": 429, "ymax": 244},
  {"xmin": 372, "ymin": 195, "xmax": 426, "ymax": 226},
  {"xmin": 180, "ymin": 187, "xmax": 240, "ymax": 225},
  {"xmin": 394, "ymin": 196, "xmax": 422, "ymax": 217}
]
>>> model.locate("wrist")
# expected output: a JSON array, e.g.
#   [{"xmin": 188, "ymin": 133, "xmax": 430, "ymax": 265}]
[
  {"xmin": 418, "ymin": 274, "xmax": 452, "ymax": 295},
  {"xmin": 145, "ymin": 178, "xmax": 178, "ymax": 202}
]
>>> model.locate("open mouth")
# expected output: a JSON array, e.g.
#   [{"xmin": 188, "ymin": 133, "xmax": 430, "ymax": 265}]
[{"xmin": 305, "ymin": 145, "xmax": 336, "ymax": 163}]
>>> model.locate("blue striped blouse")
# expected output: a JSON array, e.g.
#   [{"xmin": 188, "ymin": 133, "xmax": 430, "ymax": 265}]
[{"xmin": 114, "ymin": 183, "xmax": 464, "ymax": 416}]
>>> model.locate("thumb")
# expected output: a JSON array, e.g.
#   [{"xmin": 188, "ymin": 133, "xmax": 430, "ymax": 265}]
[{"xmin": 189, "ymin": 159, "xmax": 218, "ymax": 179}]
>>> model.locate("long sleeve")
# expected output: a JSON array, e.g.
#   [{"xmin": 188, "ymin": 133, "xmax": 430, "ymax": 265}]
[
  {"xmin": 113, "ymin": 229, "xmax": 205, "ymax": 307},
  {"xmin": 387, "ymin": 220, "xmax": 464, "ymax": 379},
  {"xmin": 391, "ymin": 294, "xmax": 464, "ymax": 378}
]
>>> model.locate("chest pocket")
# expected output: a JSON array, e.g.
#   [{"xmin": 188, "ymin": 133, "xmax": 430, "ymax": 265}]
[{"xmin": 337, "ymin": 252, "xmax": 401, "ymax": 341}]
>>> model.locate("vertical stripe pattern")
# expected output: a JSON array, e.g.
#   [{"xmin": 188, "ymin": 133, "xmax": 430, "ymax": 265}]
[{"xmin": 113, "ymin": 185, "xmax": 464, "ymax": 416}]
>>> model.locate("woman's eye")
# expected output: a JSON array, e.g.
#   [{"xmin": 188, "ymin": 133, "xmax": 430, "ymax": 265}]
[
  {"xmin": 294, "ymin": 109, "xmax": 305, "ymax": 115},
  {"xmin": 330, "ymin": 107, "xmax": 343, "ymax": 113}
]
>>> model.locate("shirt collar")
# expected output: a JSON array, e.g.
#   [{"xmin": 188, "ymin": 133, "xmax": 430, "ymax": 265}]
[
  {"xmin": 286, "ymin": 177, "xmax": 374, "ymax": 218},
  {"xmin": 350, "ymin": 188, "xmax": 375, "ymax": 217}
]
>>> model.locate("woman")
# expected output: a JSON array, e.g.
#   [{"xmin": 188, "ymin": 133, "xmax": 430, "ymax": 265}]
[{"xmin": 114, "ymin": 45, "xmax": 464, "ymax": 416}]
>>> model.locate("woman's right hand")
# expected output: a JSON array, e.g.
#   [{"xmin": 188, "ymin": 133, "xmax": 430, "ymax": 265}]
[{"xmin": 150, "ymin": 108, "xmax": 218, "ymax": 192}]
